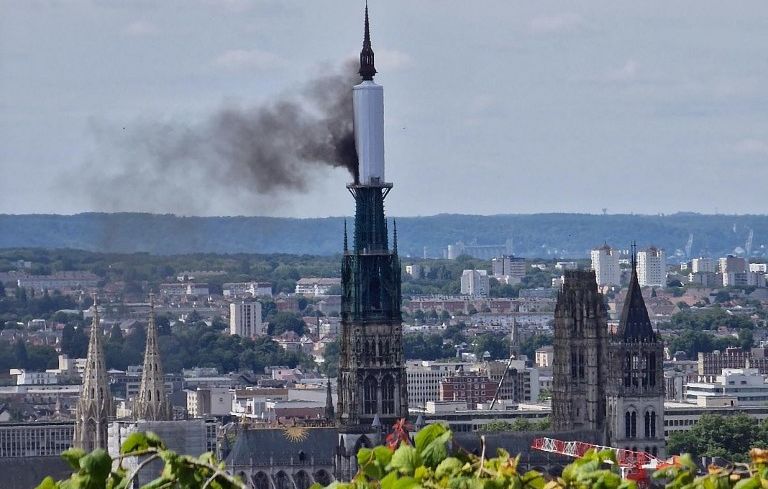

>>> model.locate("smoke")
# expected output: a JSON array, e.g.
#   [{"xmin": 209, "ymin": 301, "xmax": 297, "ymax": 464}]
[{"xmin": 78, "ymin": 61, "xmax": 359, "ymax": 215}]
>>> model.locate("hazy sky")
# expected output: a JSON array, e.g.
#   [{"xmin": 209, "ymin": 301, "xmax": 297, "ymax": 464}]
[{"xmin": 1, "ymin": 1, "xmax": 767, "ymax": 217}]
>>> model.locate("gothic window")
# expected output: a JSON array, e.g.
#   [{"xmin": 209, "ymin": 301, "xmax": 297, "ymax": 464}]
[
  {"xmin": 650, "ymin": 411, "xmax": 657, "ymax": 437},
  {"xmin": 253, "ymin": 472, "xmax": 270, "ymax": 489},
  {"xmin": 625, "ymin": 412, "xmax": 631, "ymax": 438},
  {"xmin": 275, "ymin": 471, "xmax": 291, "ymax": 489},
  {"xmin": 644, "ymin": 411, "xmax": 651, "ymax": 438},
  {"xmin": 631, "ymin": 411, "xmax": 637, "ymax": 438},
  {"xmin": 364, "ymin": 376, "xmax": 378, "ymax": 414},
  {"xmin": 381, "ymin": 375, "xmax": 395, "ymax": 414},
  {"xmin": 649, "ymin": 353, "xmax": 657, "ymax": 387},
  {"xmin": 295, "ymin": 471, "xmax": 311, "ymax": 489},
  {"xmin": 314, "ymin": 470, "xmax": 333, "ymax": 486},
  {"xmin": 578, "ymin": 351, "xmax": 585, "ymax": 379},
  {"xmin": 148, "ymin": 390, "xmax": 152, "ymax": 401},
  {"xmin": 651, "ymin": 446, "xmax": 658, "ymax": 457},
  {"xmin": 571, "ymin": 349, "xmax": 578, "ymax": 378}
]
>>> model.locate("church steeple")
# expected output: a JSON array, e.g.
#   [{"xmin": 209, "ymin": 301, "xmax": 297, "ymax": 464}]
[
  {"xmin": 325, "ymin": 377, "xmax": 335, "ymax": 421},
  {"xmin": 134, "ymin": 293, "xmax": 172, "ymax": 421},
  {"xmin": 618, "ymin": 242, "xmax": 656, "ymax": 341},
  {"xmin": 73, "ymin": 294, "xmax": 113, "ymax": 451},
  {"xmin": 359, "ymin": 2, "xmax": 377, "ymax": 81}
]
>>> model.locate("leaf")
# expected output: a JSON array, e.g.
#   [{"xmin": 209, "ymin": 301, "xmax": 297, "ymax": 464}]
[
  {"xmin": 373, "ymin": 446, "xmax": 394, "ymax": 468},
  {"xmin": 79, "ymin": 449, "xmax": 112, "ymax": 481},
  {"xmin": 61, "ymin": 448, "xmax": 87, "ymax": 470},
  {"xmin": 391, "ymin": 476, "xmax": 420, "ymax": 489},
  {"xmin": 420, "ymin": 430, "xmax": 452, "ymax": 468},
  {"xmin": 388, "ymin": 445, "xmax": 422, "ymax": 476},
  {"xmin": 414, "ymin": 424, "xmax": 447, "ymax": 453},
  {"xmin": 34, "ymin": 477, "xmax": 57, "ymax": 489},
  {"xmin": 435, "ymin": 458, "xmax": 463, "ymax": 480},
  {"xmin": 121, "ymin": 432, "xmax": 150, "ymax": 454},
  {"xmin": 357, "ymin": 447, "xmax": 374, "ymax": 468}
]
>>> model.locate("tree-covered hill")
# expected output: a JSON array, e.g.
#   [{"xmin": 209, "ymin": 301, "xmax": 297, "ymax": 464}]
[{"xmin": 1, "ymin": 212, "xmax": 766, "ymax": 259}]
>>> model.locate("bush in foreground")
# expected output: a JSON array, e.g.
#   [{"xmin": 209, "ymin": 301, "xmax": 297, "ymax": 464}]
[{"xmin": 35, "ymin": 423, "xmax": 768, "ymax": 489}]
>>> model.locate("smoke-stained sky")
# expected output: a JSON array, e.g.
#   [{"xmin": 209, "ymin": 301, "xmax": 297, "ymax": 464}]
[{"xmin": 1, "ymin": 0, "xmax": 768, "ymax": 217}]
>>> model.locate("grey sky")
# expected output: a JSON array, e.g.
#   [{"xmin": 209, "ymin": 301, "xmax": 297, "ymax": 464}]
[{"xmin": 1, "ymin": 0, "xmax": 767, "ymax": 217}]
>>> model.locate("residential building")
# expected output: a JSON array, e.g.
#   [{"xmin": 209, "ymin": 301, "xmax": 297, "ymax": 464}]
[
  {"xmin": 637, "ymin": 247, "xmax": 666, "ymax": 287},
  {"xmin": 222, "ymin": 282, "xmax": 272, "ymax": 298},
  {"xmin": 535, "ymin": 346, "xmax": 554, "ymax": 368},
  {"xmin": 491, "ymin": 255, "xmax": 526, "ymax": 285},
  {"xmin": 17, "ymin": 272, "xmax": 99, "ymax": 293},
  {"xmin": 691, "ymin": 258, "xmax": 716, "ymax": 274},
  {"xmin": 295, "ymin": 278, "xmax": 341, "ymax": 296},
  {"xmin": 460, "ymin": 270, "xmax": 490, "ymax": 297},
  {"xmin": 186, "ymin": 387, "xmax": 232, "ymax": 418},
  {"xmin": 229, "ymin": 301, "xmax": 264, "ymax": 338},
  {"xmin": 685, "ymin": 368, "xmax": 768, "ymax": 406},
  {"xmin": 0, "ymin": 421, "xmax": 74, "ymax": 457},
  {"xmin": 720, "ymin": 255, "xmax": 748, "ymax": 274},
  {"xmin": 750, "ymin": 264, "xmax": 768, "ymax": 273},
  {"xmin": 590, "ymin": 244, "xmax": 621, "ymax": 286},
  {"xmin": 406, "ymin": 361, "xmax": 469, "ymax": 409},
  {"xmin": 439, "ymin": 372, "xmax": 497, "ymax": 409}
]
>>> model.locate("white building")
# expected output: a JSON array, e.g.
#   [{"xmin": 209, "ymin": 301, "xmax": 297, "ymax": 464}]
[
  {"xmin": 10, "ymin": 369, "xmax": 59, "ymax": 385},
  {"xmin": 684, "ymin": 368, "xmax": 768, "ymax": 406},
  {"xmin": 535, "ymin": 346, "xmax": 554, "ymax": 368},
  {"xmin": 750, "ymin": 263, "xmax": 768, "ymax": 273},
  {"xmin": 295, "ymin": 278, "xmax": 341, "ymax": 296},
  {"xmin": 222, "ymin": 282, "xmax": 272, "ymax": 298},
  {"xmin": 460, "ymin": 270, "xmax": 490, "ymax": 297},
  {"xmin": 186, "ymin": 386, "xmax": 232, "ymax": 418},
  {"xmin": 229, "ymin": 301, "xmax": 264, "ymax": 338},
  {"xmin": 691, "ymin": 257, "xmax": 716, "ymax": 274},
  {"xmin": 637, "ymin": 247, "xmax": 666, "ymax": 287},
  {"xmin": 555, "ymin": 261, "xmax": 578, "ymax": 271},
  {"xmin": 591, "ymin": 244, "xmax": 621, "ymax": 286},
  {"xmin": 406, "ymin": 361, "xmax": 469, "ymax": 409}
]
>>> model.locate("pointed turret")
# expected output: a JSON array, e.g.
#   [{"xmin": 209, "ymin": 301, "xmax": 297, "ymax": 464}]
[
  {"xmin": 325, "ymin": 377, "xmax": 335, "ymax": 420},
  {"xmin": 134, "ymin": 294, "xmax": 172, "ymax": 421},
  {"xmin": 359, "ymin": 2, "xmax": 377, "ymax": 81},
  {"xmin": 73, "ymin": 295, "xmax": 113, "ymax": 451},
  {"xmin": 617, "ymin": 243, "xmax": 656, "ymax": 341}
]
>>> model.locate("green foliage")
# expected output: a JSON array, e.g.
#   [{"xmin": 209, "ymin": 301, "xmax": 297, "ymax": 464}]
[
  {"xmin": 268, "ymin": 311, "xmax": 307, "ymax": 336},
  {"xmin": 403, "ymin": 333, "xmax": 455, "ymax": 360},
  {"xmin": 667, "ymin": 414, "xmax": 768, "ymax": 463},
  {"xmin": 479, "ymin": 418, "xmax": 551, "ymax": 433},
  {"xmin": 36, "ymin": 431, "xmax": 244, "ymax": 489},
  {"xmin": 666, "ymin": 330, "xmax": 738, "ymax": 359}
]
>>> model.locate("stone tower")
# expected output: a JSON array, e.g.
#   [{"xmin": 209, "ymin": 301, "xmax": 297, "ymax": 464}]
[
  {"xmin": 552, "ymin": 270, "xmax": 608, "ymax": 433},
  {"xmin": 134, "ymin": 294, "xmax": 172, "ymax": 421},
  {"xmin": 605, "ymin": 248, "xmax": 665, "ymax": 456},
  {"xmin": 74, "ymin": 296, "xmax": 113, "ymax": 451},
  {"xmin": 337, "ymin": 4, "xmax": 407, "ymax": 432}
]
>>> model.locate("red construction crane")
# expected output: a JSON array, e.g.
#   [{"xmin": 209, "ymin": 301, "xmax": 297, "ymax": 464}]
[{"xmin": 531, "ymin": 437, "xmax": 679, "ymax": 487}]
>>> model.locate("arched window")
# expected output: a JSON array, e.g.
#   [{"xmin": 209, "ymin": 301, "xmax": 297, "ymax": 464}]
[
  {"xmin": 364, "ymin": 376, "xmax": 378, "ymax": 414},
  {"xmin": 644, "ymin": 411, "xmax": 651, "ymax": 438},
  {"xmin": 295, "ymin": 471, "xmax": 311, "ymax": 489},
  {"xmin": 578, "ymin": 351, "xmax": 585, "ymax": 379},
  {"xmin": 381, "ymin": 375, "xmax": 395, "ymax": 414},
  {"xmin": 314, "ymin": 470, "xmax": 333, "ymax": 486},
  {"xmin": 625, "ymin": 412, "xmax": 631, "ymax": 438},
  {"xmin": 253, "ymin": 472, "xmax": 270, "ymax": 489},
  {"xmin": 624, "ymin": 353, "xmax": 632, "ymax": 387},
  {"xmin": 649, "ymin": 353, "xmax": 657, "ymax": 387},
  {"xmin": 650, "ymin": 410, "xmax": 656, "ymax": 437},
  {"xmin": 275, "ymin": 471, "xmax": 291, "ymax": 489},
  {"xmin": 630, "ymin": 411, "xmax": 637, "ymax": 438},
  {"xmin": 148, "ymin": 390, "xmax": 152, "ymax": 401}
]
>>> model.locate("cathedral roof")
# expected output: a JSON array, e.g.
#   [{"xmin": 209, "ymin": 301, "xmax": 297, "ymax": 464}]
[
  {"xmin": 617, "ymin": 261, "xmax": 657, "ymax": 342},
  {"xmin": 226, "ymin": 427, "xmax": 339, "ymax": 467}
]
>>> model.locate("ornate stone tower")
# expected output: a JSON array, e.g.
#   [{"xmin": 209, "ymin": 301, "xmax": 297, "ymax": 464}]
[
  {"xmin": 552, "ymin": 270, "xmax": 608, "ymax": 433},
  {"xmin": 74, "ymin": 296, "xmax": 113, "ymax": 451},
  {"xmin": 134, "ymin": 294, "xmax": 172, "ymax": 421},
  {"xmin": 337, "ymin": 4, "xmax": 407, "ymax": 433},
  {"xmin": 605, "ymin": 247, "xmax": 665, "ymax": 456}
]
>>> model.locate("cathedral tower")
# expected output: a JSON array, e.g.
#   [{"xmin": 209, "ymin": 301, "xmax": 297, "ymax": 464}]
[
  {"xmin": 337, "ymin": 4, "xmax": 407, "ymax": 432},
  {"xmin": 74, "ymin": 296, "xmax": 113, "ymax": 451},
  {"xmin": 605, "ymin": 246, "xmax": 665, "ymax": 456},
  {"xmin": 552, "ymin": 270, "xmax": 608, "ymax": 433},
  {"xmin": 134, "ymin": 294, "xmax": 172, "ymax": 421}
]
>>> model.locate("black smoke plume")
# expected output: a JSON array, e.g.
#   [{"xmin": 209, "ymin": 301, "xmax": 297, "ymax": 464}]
[{"xmin": 80, "ymin": 61, "xmax": 359, "ymax": 215}]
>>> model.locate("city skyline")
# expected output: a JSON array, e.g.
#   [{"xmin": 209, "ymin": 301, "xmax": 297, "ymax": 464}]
[{"xmin": 2, "ymin": 1, "xmax": 768, "ymax": 218}]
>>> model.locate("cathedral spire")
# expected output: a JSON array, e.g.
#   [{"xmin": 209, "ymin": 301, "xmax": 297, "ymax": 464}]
[
  {"xmin": 134, "ymin": 293, "xmax": 172, "ymax": 421},
  {"xmin": 618, "ymin": 242, "xmax": 656, "ymax": 341},
  {"xmin": 359, "ymin": 2, "xmax": 377, "ymax": 81},
  {"xmin": 73, "ymin": 294, "xmax": 113, "ymax": 451}
]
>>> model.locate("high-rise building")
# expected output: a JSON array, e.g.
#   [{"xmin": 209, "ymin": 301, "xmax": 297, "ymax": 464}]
[
  {"xmin": 73, "ymin": 297, "xmax": 113, "ymax": 451},
  {"xmin": 460, "ymin": 269, "xmax": 490, "ymax": 296},
  {"xmin": 134, "ymin": 295, "xmax": 172, "ymax": 421},
  {"xmin": 229, "ymin": 301, "xmax": 263, "ymax": 338},
  {"xmin": 337, "ymin": 5, "xmax": 407, "ymax": 436},
  {"xmin": 637, "ymin": 246, "xmax": 666, "ymax": 287},
  {"xmin": 491, "ymin": 255, "xmax": 526, "ymax": 284},
  {"xmin": 590, "ymin": 244, "xmax": 621, "ymax": 286}
]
